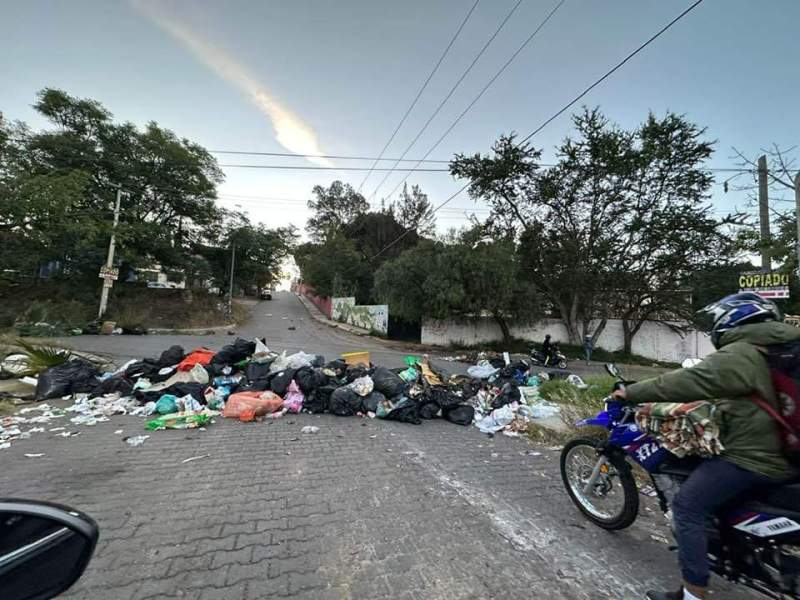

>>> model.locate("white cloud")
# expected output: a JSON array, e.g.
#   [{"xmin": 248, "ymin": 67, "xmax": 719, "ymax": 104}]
[{"xmin": 132, "ymin": 1, "xmax": 332, "ymax": 167}]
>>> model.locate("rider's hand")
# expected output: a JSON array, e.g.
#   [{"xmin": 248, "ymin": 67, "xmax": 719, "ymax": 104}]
[{"xmin": 611, "ymin": 387, "xmax": 627, "ymax": 401}]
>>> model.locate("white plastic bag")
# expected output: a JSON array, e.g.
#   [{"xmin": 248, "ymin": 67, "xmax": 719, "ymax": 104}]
[{"xmin": 252, "ymin": 339, "xmax": 272, "ymax": 364}]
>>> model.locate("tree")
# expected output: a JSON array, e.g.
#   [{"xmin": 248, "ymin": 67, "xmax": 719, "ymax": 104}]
[
  {"xmin": 196, "ymin": 209, "xmax": 297, "ymax": 292},
  {"xmin": 294, "ymin": 233, "xmax": 367, "ymax": 299},
  {"xmin": 391, "ymin": 183, "xmax": 435, "ymax": 236},
  {"xmin": 374, "ymin": 234, "xmax": 537, "ymax": 346},
  {"xmin": 2, "ymin": 89, "xmax": 225, "ymax": 281},
  {"xmin": 306, "ymin": 181, "xmax": 369, "ymax": 242},
  {"xmin": 453, "ymin": 108, "xmax": 739, "ymax": 349}
]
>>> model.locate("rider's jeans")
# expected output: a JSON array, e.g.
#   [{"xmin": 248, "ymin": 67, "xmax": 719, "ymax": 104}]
[{"xmin": 672, "ymin": 457, "xmax": 778, "ymax": 587}]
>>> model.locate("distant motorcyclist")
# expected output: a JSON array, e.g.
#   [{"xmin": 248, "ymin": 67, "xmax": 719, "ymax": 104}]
[
  {"xmin": 612, "ymin": 292, "xmax": 797, "ymax": 600},
  {"xmin": 541, "ymin": 334, "xmax": 553, "ymax": 365}
]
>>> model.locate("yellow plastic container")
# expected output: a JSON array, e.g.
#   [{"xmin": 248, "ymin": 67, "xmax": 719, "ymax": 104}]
[{"xmin": 342, "ymin": 351, "xmax": 370, "ymax": 367}]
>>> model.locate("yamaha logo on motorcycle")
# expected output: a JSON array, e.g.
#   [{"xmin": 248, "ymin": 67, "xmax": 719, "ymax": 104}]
[{"xmin": 560, "ymin": 364, "xmax": 800, "ymax": 599}]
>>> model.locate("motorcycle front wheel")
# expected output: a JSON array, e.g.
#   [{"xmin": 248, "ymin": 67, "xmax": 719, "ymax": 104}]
[
  {"xmin": 557, "ymin": 359, "xmax": 568, "ymax": 369},
  {"xmin": 560, "ymin": 438, "xmax": 639, "ymax": 530}
]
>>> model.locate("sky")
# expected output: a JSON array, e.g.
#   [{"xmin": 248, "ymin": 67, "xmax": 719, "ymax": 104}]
[{"xmin": 3, "ymin": 0, "xmax": 799, "ymax": 237}]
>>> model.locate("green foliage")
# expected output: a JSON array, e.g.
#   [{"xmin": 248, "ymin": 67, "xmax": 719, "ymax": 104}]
[
  {"xmin": 452, "ymin": 108, "xmax": 740, "ymax": 348},
  {"xmin": 11, "ymin": 338, "xmax": 72, "ymax": 375},
  {"xmin": 1, "ymin": 90, "xmax": 291, "ymax": 306},
  {"xmin": 374, "ymin": 234, "xmax": 538, "ymax": 343},
  {"xmin": 306, "ymin": 181, "xmax": 369, "ymax": 243},
  {"xmin": 295, "ymin": 233, "xmax": 366, "ymax": 299},
  {"xmin": 391, "ymin": 183, "xmax": 435, "ymax": 236}
]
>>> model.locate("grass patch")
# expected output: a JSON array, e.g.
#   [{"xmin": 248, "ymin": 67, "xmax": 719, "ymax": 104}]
[
  {"xmin": 0, "ymin": 399, "xmax": 15, "ymax": 415},
  {"xmin": 523, "ymin": 375, "xmax": 615, "ymax": 445}
]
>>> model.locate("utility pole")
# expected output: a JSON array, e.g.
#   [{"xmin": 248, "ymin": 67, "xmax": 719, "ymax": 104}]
[
  {"xmin": 758, "ymin": 155, "xmax": 771, "ymax": 271},
  {"xmin": 795, "ymin": 173, "xmax": 800, "ymax": 273},
  {"xmin": 227, "ymin": 243, "xmax": 236, "ymax": 315},
  {"xmin": 98, "ymin": 187, "xmax": 122, "ymax": 319}
]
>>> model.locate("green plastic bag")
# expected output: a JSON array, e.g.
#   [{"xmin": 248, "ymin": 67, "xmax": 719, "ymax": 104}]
[
  {"xmin": 155, "ymin": 394, "xmax": 178, "ymax": 415},
  {"xmin": 399, "ymin": 367, "xmax": 418, "ymax": 383},
  {"xmin": 145, "ymin": 412, "xmax": 213, "ymax": 431},
  {"xmin": 404, "ymin": 355, "xmax": 420, "ymax": 367}
]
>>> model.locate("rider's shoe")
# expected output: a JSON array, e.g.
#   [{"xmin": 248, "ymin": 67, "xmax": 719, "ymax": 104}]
[{"xmin": 645, "ymin": 589, "xmax": 683, "ymax": 600}]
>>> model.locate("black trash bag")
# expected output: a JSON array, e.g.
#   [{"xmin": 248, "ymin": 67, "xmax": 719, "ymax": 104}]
[
  {"xmin": 163, "ymin": 382, "xmax": 207, "ymax": 403},
  {"xmin": 35, "ymin": 360, "xmax": 100, "ymax": 400},
  {"xmin": 329, "ymin": 387, "xmax": 362, "ymax": 416},
  {"xmin": 245, "ymin": 362, "xmax": 271, "ymax": 384},
  {"xmin": 428, "ymin": 386, "xmax": 461, "ymax": 410},
  {"xmin": 211, "ymin": 338, "xmax": 255, "ymax": 367},
  {"xmin": 360, "ymin": 390, "xmax": 385, "ymax": 414},
  {"xmin": 293, "ymin": 367, "xmax": 317, "ymax": 394},
  {"xmin": 372, "ymin": 367, "xmax": 406, "ymax": 398},
  {"xmin": 345, "ymin": 365, "xmax": 368, "ymax": 383},
  {"xmin": 270, "ymin": 368, "xmax": 296, "ymax": 397},
  {"xmin": 325, "ymin": 359, "xmax": 347, "ymax": 378},
  {"xmin": 491, "ymin": 382, "xmax": 520, "ymax": 409},
  {"xmin": 89, "ymin": 375, "xmax": 133, "ymax": 399},
  {"xmin": 123, "ymin": 360, "xmax": 157, "ymax": 380},
  {"xmin": 443, "ymin": 404, "xmax": 474, "ymax": 426},
  {"xmin": 418, "ymin": 398, "xmax": 440, "ymax": 420},
  {"xmin": 310, "ymin": 355, "xmax": 325, "ymax": 368},
  {"xmin": 305, "ymin": 384, "xmax": 336, "ymax": 414},
  {"xmin": 157, "ymin": 345, "xmax": 185, "ymax": 368},
  {"xmin": 386, "ymin": 400, "xmax": 421, "ymax": 425},
  {"xmin": 489, "ymin": 357, "xmax": 506, "ymax": 369}
]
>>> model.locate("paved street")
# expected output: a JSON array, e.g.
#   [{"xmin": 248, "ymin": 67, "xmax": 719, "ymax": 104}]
[{"xmin": 4, "ymin": 293, "xmax": 755, "ymax": 599}]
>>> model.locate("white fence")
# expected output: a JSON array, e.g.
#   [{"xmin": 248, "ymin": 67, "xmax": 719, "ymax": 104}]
[{"xmin": 421, "ymin": 317, "xmax": 715, "ymax": 363}]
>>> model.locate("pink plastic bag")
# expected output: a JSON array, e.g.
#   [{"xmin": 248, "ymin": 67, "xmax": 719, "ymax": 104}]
[
  {"xmin": 223, "ymin": 391, "xmax": 283, "ymax": 419},
  {"xmin": 283, "ymin": 380, "xmax": 305, "ymax": 414}
]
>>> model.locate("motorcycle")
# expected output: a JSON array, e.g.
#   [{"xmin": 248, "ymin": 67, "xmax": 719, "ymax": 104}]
[
  {"xmin": 560, "ymin": 364, "xmax": 800, "ymax": 599},
  {"xmin": 530, "ymin": 344, "xmax": 568, "ymax": 370}
]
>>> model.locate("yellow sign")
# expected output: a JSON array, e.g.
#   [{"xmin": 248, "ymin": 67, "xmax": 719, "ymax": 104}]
[{"xmin": 739, "ymin": 271, "xmax": 790, "ymax": 299}]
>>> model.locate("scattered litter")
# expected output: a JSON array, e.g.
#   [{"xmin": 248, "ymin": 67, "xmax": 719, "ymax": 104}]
[
  {"xmin": 124, "ymin": 435, "xmax": 149, "ymax": 447},
  {"xmin": 181, "ymin": 454, "xmax": 210, "ymax": 463},
  {"xmin": 301, "ymin": 426, "xmax": 320, "ymax": 434},
  {"xmin": 114, "ymin": 429, "xmax": 123, "ymax": 434},
  {"xmin": 640, "ymin": 485, "xmax": 659, "ymax": 498},
  {"xmin": 24, "ymin": 453, "xmax": 44, "ymax": 458},
  {"xmin": 650, "ymin": 534, "xmax": 670, "ymax": 545}
]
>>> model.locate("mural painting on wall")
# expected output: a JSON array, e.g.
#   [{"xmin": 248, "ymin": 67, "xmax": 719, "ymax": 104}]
[{"xmin": 332, "ymin": 297, "xmax": 388, "ymax": 335}]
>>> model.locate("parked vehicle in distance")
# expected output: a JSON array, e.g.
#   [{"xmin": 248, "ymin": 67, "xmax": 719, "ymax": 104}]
[
  {"xmin": 260, "ymin": 288, "xmax": 272, "ymax": 300},
  {"xmin": 0, "ymin": 499, "xmax": 99, "ymax": 600}
]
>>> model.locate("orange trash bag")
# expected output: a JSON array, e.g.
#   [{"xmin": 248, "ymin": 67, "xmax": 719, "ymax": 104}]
[
  {"xmin": 223, "ymin": 391, "xmax": 284, "ymax": 419},
  {"xmin": 177, "ymin": 348, "xmax": 216, "ymax": 372}
]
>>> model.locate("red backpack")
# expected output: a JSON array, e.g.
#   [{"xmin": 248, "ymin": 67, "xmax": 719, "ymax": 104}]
[{"xmin": 753, "ymin": 341, "xmax": 800, "ymax": 466}]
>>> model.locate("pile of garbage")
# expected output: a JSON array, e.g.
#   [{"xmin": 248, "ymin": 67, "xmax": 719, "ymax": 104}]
[{"xmin": 1, "ymin": 339, "xmax": 570, "ymax": 449}]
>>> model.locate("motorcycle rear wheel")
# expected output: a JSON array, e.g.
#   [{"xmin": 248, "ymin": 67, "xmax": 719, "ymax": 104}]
[{"xmin": 560, "ymin": 438, "xmax": 639, "ymax": 530}]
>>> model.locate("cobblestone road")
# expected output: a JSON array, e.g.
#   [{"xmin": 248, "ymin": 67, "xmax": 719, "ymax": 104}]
[{"xmin": 3, "ymin": 293, "xmax": 756, "ymax": 599}]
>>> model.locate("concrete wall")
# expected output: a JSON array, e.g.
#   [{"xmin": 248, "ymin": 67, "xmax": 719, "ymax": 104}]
[
  {"xmin": 332, "ymin": 297, "xmax": 389, "ymax": 335},
  {"xmin": 421, "ymin": 317, "xmax": 715, "ymax": 363}
]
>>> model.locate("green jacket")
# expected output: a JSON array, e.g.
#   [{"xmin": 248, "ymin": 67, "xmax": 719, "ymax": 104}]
[{"xmin": 626, "ymin": 321, "xmax": 799, "ymax": 480}]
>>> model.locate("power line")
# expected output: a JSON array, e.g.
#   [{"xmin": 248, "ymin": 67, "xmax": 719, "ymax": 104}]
[
  {"xmin": 368, "ymin": 0, "xmax": 525, "ymax": 203},
  {"xmin": 382, "ymin": 0, "xmax": 566, "ymax": 203},
  {"xmin": 371, "ymin": 0, "xmax": 707, "ymax": 261},
  {"xmin": 217, "ymin": 164, "xmax": 450, "ymax": 172},
  {"xmin": 357, "ymin": 0, "xmax": 481, "ymax": 192},
  {"xmin": 520, "ymin": 0, "xmax": 705, "ymax": 144},
  {"xmin": 211, "ymin": 149, "xmax": 451, "ymax": 163}
]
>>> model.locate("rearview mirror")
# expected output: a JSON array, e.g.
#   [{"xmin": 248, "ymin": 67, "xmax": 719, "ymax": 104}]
[
  {"xmin": 0, "ymin": 499, "xmax": 98, "ymax": 600},
  {"xmin": 605, "ymin": 363, "xmax": 620, "ymax": 379}
]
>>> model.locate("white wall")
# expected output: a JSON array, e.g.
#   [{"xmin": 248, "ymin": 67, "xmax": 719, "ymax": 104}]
[{"xmin": 421, "ymin": 317, "xmax": 715, "ymax": 363}]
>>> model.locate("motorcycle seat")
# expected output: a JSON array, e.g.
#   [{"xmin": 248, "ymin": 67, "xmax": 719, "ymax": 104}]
[{"xmin": 741, "ymin": 480, "xmax": 800, "ymax": 517}]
